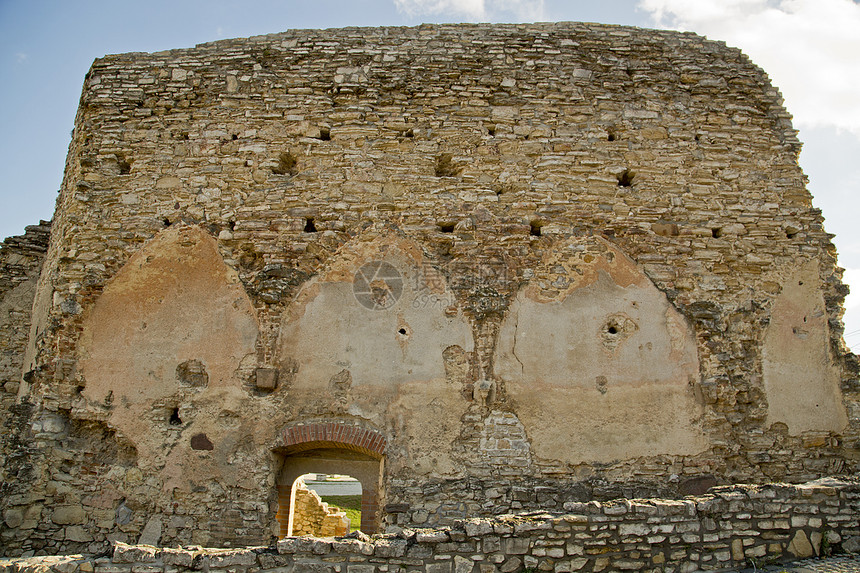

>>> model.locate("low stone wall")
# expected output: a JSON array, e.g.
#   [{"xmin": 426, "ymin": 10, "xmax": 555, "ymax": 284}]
[
  {"xmin": 292, "ymin": 481, "xmax": 350, "ymax": 537},
  {"xmin": 2, "ymin": 478, "xmax": 857, "ymax": 573}
]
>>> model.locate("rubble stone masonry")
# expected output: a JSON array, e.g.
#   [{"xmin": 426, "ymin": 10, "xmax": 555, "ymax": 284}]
[
  {"xmin": 3, "ymin": 479, "xmax": 860, "ymax": 572},
  {"xmin": 0, "ymin": 22, "xmax": 858, "ymax": 560}
]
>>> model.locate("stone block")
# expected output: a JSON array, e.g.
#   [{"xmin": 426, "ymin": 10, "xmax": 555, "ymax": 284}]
[
  {"xmin": 465, "ymin": 519, "xmax": 494, "ymax": 537},
  {"xmin": 374, "ymin": 538, "xmax": 407, "ymax": 558},
  {"xmin": 113, "ymin": 543, "xmax": 158, "ymax": 564},
  {"xmin": 3, "ymin": 508, "xmax": 24, "ymax": 529},
  {"xmin": 52, "ymin": 506, "xmax": 87, "ymax": 525},
  {"xmin": 160, "ymin": 548, "xmax": 194, "ymax": 567},
  {"xmin": 482, "ymin": 536, "xmax": 501, "ymax": 553},
  {"xmin": 95, "ymin": 567, "xmax": 133, "ymax": 573},
  {"xmin": 137, "ymin": 516, "xmax": 162, "ymax": 546},
  {"xmin": 454, "ymin": 555, "xmax": 475, "ymax": 573},
  {"xmin": 65, "ymin": 526, "xmax": 94, "ymax": 543},
  {"xmin": 505, "ymin": 537, "xmax": 530, "ymax": 555},
  {"xmin": 290, "ymin": 563, "xmax": 335, "ymax": 573},
  {"xmin": 618, "ymin": 522, "xmax": 650, "ymax": 537},
  {"xmin": 500, "ymin": 557, "xmax": 522, "ymax": 573},
  {"xmin": 417, "ymin": 530, "xmax": 450, "ymax": 543},
  {"xmin": 278, "ymin": 537, "xmax": 300, "ymax": 554},
  {"xmin": 255, "ymin": 368, "xmax": 278, "ymax": 390},
  {"xmin": 130, "ymin": 566, "xmax": 162, "ymax": 573}
]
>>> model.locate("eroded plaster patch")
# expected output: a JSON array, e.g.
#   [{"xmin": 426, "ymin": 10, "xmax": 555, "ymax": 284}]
[
  {"xmin": 496, "ymin": 238, "xmax": 705, "ymax": 464},
  {"xmin": 77, "ymin": 225, "xmax": 259, "ymax": 476},
  {"xmin": 277, "ymin": 233, "xmax": 474, "ymax": 476},
  {"xmin": 762, "ymin": 260, "xmax": 848, "ymax": 434}
]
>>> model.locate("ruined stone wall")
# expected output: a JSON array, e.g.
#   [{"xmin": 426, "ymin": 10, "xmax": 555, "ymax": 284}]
[
  {"xmin": 3, "ymin": 479, "xmax": 860, "ymax": 573},
  {"xmin": 0, "ymin": 222, "xmax": 50, "ymax": 401},
  {"xmin": 0, "ymin": 221, "xmax": 50, "ymax": 528},
  {"xmin": 2, "ymin": 22, "xmax": 858, "ymax": 556},
  {"xmin": 290, "ymin": 481, "xmax": 350, "ymax": 537}
]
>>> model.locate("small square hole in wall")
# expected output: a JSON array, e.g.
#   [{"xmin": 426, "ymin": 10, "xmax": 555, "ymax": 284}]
[
  {"xmin": 435, "ymin": 153, "xmax": 460, "ymax": 177},
  {"xmin": 272, "ymin": 151, "xmax": 297, "ymax": 175},
  {"xmin": 304, "ymin": 218, "xmax": 317, "ymax": 233},
  {"xmin": 617, "ymin": 169, "xmax": 635, "ymax": 187},
  {"xmin": 530, "ymin": 221, "xmax": 543, "ymax": 236}
]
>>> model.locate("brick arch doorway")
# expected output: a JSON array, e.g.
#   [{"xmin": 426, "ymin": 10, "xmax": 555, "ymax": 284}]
[{"xmin": 273, "ymin": 422, "xmax": 386, "ymax": 536}]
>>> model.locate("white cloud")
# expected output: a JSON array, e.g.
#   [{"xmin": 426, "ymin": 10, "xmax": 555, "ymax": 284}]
[
  {"xmin": 393, "ymin": 0, "xmax": 545, "ymax": 21},
  {"xmin": 638, "ymin": 0, "xmax": 860, "ymax": 136},
  {"xmin": 15, "ymin": 52, "xmax": 28, "ymax": 64},
  {"xmin": 394, "ymin": 0, "xmax": 484, "ymax": 18},
  {"xmin": 845, "ymin": 268, "xmax": 860, "ymax": 310},
  {"xmin": 843, "ymin": 267, "xmax": 860, "ymax": 350}
]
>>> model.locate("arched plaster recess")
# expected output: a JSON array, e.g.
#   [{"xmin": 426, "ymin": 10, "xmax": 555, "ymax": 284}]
[
  {"xmin": 277, "ymin": 233, "xmax": 474, "ymax": 476},
  {"xmin": 77, "ymin": 225, "xmax": 260, "ymax": 484},
  {"xmin": 762, "ymin": 259, "xmax": 848, "ymax": 434},
  {"xmin": 495, "ymin": 237, "xmax": 706, "ymax": 465}
]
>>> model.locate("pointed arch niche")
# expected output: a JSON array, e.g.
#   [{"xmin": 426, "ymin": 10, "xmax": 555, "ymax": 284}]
[
  {"xmin": 275, "ymin": 232, "xmax": 474, "ymax": 477},
  {"xmin": 494, "ymin": 237, "xmax": 706, "ymax": 465}
]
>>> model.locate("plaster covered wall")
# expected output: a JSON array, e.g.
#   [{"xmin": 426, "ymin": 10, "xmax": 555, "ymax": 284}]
[
  {"xmin": 1, "ymin": 22, "xmax": 858, "ymax": 556},
  {"xmin": 763, "ymin": 259, "xmax": 848, "ymax": 434},
  {"xmin": 77, "ymin": 225, "xmax": 260, "ymax": 487},
  {"xmin": 278, "ymin": 234, "xmax": 474, "ymax": 476},
  {"xmin": 496, "ymin": 237, "xmax": 705, "ymax": 464}
]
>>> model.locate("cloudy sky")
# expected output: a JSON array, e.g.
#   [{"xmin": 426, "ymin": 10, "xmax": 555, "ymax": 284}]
[{"xmin": 1, "ymin": 0, "xmax": 859, "ymax": 348}]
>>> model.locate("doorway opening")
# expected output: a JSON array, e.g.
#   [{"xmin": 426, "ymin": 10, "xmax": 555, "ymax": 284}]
[
  {"xmin": 275, "ymin": 447, "xmax": 383, "ymax": 537},
  {"xmin": 272, "ymin": 421, "xmax": 387, "ymax": 538},
  {"xmin": 285, "ymin": 472, "xmax": 362, "ymax": 536}
]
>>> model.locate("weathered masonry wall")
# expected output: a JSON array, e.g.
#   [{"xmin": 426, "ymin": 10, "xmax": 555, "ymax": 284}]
[
  {"xmin": 3, "ymin": 479, "xmax": 860, "ymax": 573},
  {"xmin": 0, "ymin": 221, "xmax": 50, "ymax": 507},
  {"xmin": 2, "ymin": 22, "xmax": 859, "ymax": 555},
  {"xmin": 0, "ymin": 222, "xmax": 50, "ymax": 404}
]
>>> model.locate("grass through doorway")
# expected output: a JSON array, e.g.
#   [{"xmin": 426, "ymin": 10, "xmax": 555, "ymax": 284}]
[{"xmin": 320, "ymin": 495, "xmax": 362, "ymax": 533}]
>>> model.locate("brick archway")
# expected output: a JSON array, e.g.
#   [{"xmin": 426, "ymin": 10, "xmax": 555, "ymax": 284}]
[
  {"xmin": 277, "ymin": 421, "xmax": 387, "ymax": 457},
  {"xmin": 273, "ymin": 421, "xmax": 387, "ymax": 536}
]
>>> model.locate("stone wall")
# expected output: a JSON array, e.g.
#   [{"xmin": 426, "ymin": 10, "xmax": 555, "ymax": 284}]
[
  {"xmin": 0, "ymin": 222, "xmax": 50, "ymax": 401},
  {"xmin": 0, "ymin": 221, "xmax": 50, "ymax": 532},
  {"xmin": 2, "ymin": 479, "xmax": 859, "ymax": 572},
  {"xmin": 2, "ymin": 22, "xmax": 858, "ymax": 555},
  {"xmin": 290, "ymin": 480, "xmax": 350, "ymax": 538}
]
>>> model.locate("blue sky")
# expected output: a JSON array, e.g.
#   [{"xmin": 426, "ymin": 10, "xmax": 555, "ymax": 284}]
[{"xmin": 2, "ymin": 0, "xmax": 859, "ymax": 346}]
